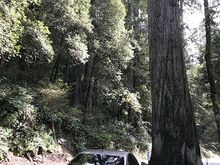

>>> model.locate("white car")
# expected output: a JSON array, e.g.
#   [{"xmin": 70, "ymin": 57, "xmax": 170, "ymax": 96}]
[
  {"xmin": 202, "ymin": 158, "xmax": 220, "ymax": 165},
  {"xmin": 68, "ymin": 149, "xmax": 148, "ymax": 165}
]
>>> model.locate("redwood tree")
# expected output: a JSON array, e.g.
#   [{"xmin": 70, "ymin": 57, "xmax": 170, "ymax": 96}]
[
  {"xmin": 204, "ymin": 0, "xmax": 220, "ymax": 143},
  {"xmin": 148, "ymin": 0, "xmax": 202, "ymax": 164}
]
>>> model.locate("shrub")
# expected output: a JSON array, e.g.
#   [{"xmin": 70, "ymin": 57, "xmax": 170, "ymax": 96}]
[{"xmin": 0, "ymin": 127, "xmax": 12, "ymax": 160}]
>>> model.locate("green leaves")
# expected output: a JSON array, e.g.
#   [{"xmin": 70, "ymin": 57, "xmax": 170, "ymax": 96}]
[
  {"xmin": 0, "ymin": 127, "xmax": 12, "ymax": 160},
  {"xmin": 21, "ymin": 20, "xmax": 54, "ymax": 64},
  {"xmin": 0, "ymin": 0, "xmax": 26, "ymax": 60},
  {"xmin": 121, "ymin": 89, "xmax": 141, "ymax": 113},
  {"xmin": 65, "ymin": 34, "xmax": 89, "ymax": 64},
  {"xmin": 40, "ymin": 0, "xmax": 92, "ymax": 33}
]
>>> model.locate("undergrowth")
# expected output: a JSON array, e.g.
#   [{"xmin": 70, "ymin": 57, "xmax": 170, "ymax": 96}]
[{"xmin": 0, "ymin": 78, "xmax": 151, "ymax": 161}]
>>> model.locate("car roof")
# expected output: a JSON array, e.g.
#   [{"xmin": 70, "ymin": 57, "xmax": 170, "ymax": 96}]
[{"xmin": 81, "ymin": 149, "xmax": 129, "ymax": 157}]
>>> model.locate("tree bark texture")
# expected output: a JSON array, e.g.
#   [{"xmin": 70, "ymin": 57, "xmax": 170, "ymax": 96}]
[
  {"xmin": 148, "ymin": 0, "xmax": 202, "ymax": 165},
  {"xmin": 204, "ymin": 0, "xmax": 220, "ymax": 143}
]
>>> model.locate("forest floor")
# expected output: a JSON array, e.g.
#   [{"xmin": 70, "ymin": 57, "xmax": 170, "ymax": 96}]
[{"xmin": 0, "ymin": 152, "xmax": 73, "ymax": 165}]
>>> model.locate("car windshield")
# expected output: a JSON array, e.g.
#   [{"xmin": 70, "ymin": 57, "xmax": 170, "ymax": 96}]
[
  {"xmin": 101, "ymin": 155, "xmax": 124, "ymax": 165},
  {"xmin": 69, "ymin": 153, "xmax": 124, "ymax": 165}
]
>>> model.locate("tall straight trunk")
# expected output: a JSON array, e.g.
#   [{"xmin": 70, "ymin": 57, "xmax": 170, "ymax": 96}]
[
  {"xmin": 126, "ymin": 0, "xmax": 140, "ymax": 125},
  {"xmin": 204, "ymin": 0, "xmax": 220, "ymax": 143},
  {"xmin": 148, "ymin": 0, "xmax": 202, "ymax": 165}
]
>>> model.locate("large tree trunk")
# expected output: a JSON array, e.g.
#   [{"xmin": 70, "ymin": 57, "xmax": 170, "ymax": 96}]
[
  {"xmin": 204, "ymin": 0, "xmax": 220, "ymax": 143},
  {"xmin": 148, "ymin": 0, "xmax": 202, "ymax": 165}
]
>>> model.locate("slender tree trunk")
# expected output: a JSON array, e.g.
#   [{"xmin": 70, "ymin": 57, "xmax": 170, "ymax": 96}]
[
  {"xmin": 148, "ymin": 0, "xmax": 202, "ymax": 165},
  {"xmin": 72, "ymin": 68, "xmax": 81, "ymax": 105},
  {"xmin": 0, "ymin": 58, "xmax": 5, "ymax": 69},
  {"xmin": 84, "ymin": 61, "xmax": 92, "ymax": 115},
  {"xmin": 50, "ymin": 52, "xmax": 61, "ymax": 83},
  {"xmin": 127, "ymin": 62, "xmax": 135, "ymax": 124},
  {"xmin": 85, "ymin": 78, "xmax": 94, "ymax": 115},
  {"xmin": 84, "ymin": 56, "xmax": 97, "ymax": 120},
  {"xmin": 117, "ymin": 106, "xmax": 123, "ymax": 120},
  {"xmin": 85, "ymin": 60, "xmax": 94, "ymax": 106},
  {"xmin": 204, "ymin": 0, "xmax": 220, "ymax": 143},
  {"xmin": 69, "ymin": 63, "xmax": 84, "ymax": 106},
  {"xmin": 127, "ymin": 62, "xmax": 135, "ymax": 90},
  {"xmin": 50, "ymin": 34, "xmax": 64, "ymax": 83}
]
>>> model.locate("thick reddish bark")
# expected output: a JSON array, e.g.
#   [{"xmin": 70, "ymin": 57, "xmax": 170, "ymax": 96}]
[{"xmin": 148, "ymin": 0, "xmax": 202, "ymax": 164}]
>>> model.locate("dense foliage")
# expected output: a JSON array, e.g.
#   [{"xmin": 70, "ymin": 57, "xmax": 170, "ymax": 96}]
[{"xmin": 0, "ymin": 0, "xmax": 151, "ymax": 160}]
